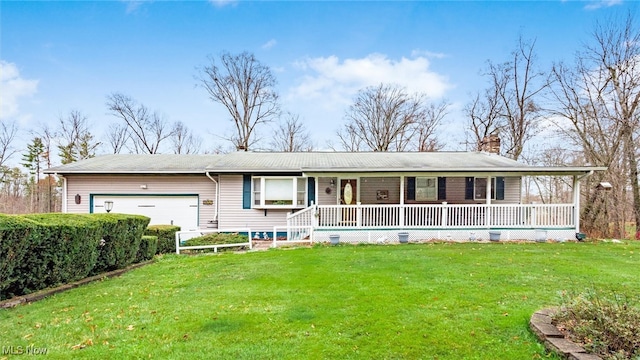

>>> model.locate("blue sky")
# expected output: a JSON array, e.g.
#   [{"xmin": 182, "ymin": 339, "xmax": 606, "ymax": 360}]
[{"xmin": 0, "ymin": 0, "xmax": 634, "ymax": 158}]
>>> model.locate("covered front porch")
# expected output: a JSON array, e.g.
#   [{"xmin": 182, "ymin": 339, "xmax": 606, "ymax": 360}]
[
  {"xmin": 283, "ymin": 202, "xmax": 578, "ymax": 244},
  {"xmin": 278, "ymin": 170, "xmax": 592, "ymax": 244}
]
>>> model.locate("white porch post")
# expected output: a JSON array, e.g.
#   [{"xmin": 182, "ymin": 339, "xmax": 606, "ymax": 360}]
[
  {"xmin": 61, "ymin": 175, "xmax": 68, "ymax": 213},
  {"xmin": 399, "ymin": 176, "xmax": 405, "ymax": 227},
  {"xmin": 573, "ymin": 175, "xmax": 581, "ymax": 234},
  {"xmin": 314, "ymin": 176, "xmax": 319, "ymax": 206},
  {"xmin": 486, "ymin": 177, "xmax": 492, "ymax": 227},
  {"xmin": 400, "ymin": 175, "xmax": 405, "ymax": 205}
]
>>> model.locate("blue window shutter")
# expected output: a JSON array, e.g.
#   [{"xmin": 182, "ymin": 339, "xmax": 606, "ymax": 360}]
[
  {"xmin": 496, "ymin": 177, "xmax": 505, "ymax": 200},
  {"xmin": 307, "ymin": 177, "xmax": 316, "ymax": 205},
  {"xmin": 242, "ymin": 175, "xmax": 251, "ymax": 209},
  {"xmin": 406, "ymin": 177, "xmax": 416, "ymax": 201},
  {"xmin": 438, "ymin": 177, "xmax": 447, "ymax": 200},
  {"xmin": 438, "ymin": 177, "xmax": 446, "ymax": 200},
  {"xmin": 465, "ymin": 177, "xmax": 474, "ymax": 200}
]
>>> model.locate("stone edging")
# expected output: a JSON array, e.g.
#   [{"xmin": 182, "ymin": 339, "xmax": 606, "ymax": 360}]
[
  {"xmin": 530, "ymin": 308, "xmax": 602, "ymax": 360},
  {"xmin": 0, "ymin": 260, "xmax": 154, "ymax": 309}
]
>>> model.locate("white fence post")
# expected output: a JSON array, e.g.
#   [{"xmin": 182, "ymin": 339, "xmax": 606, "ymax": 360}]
[{"xmin": 441, "ymin": 202, "xmax": 448, "ymax": 228}]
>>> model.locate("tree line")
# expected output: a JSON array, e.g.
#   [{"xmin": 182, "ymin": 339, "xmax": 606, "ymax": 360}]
[{"xmin": 1, "ymin": 12, "xmax": 638, "ymax": 239}]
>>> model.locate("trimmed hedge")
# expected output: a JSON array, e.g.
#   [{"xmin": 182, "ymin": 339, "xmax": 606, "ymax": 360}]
[
  {"xmin": 0, "ymin": 215, "xmax": 33, "ymax": 297},
  {"xmin": 13, "ymin": 214, "xmax": 103, "ymax": 296},
  {"xmin": 0, "ymin": 213, "xmax": 150, "ymax": 300},
  {"xmin": 91, "ymin": 213, "xmax": 150, "ymax": 274},
  {"xmin": 136, "ymin": 235, "xmax": 158, "ymax": 262},
  {"xmin": 145, "ymin": 225, "xmax": 181, "ymax": 254}
]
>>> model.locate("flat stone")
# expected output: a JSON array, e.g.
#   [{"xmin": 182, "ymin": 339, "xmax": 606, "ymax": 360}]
[
  {"xmin": 531, "ymin": 312, "xmax": 552, "ymax": 325},
  {"xmin": 569, "ymin": 352, "xmax": 602, "ymax": 360},
  {"xmin": 530, "ymin": 320, "xmax": 564, "ymax": 338},
  {"xmin": 535, "ymin": 308, "xmax": 557, "ymax": 317},
  {"xmin": 0, "ymin": 298, "xmax": 25, "ymax": 309},
  {"xmin": 546, "ymin": 337, "xmax": 585, "ymax": 357}
]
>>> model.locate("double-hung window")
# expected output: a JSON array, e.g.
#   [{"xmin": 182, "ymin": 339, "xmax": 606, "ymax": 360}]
[
  {"xmin": 252, "ymin": 177, "xmax": 308, "ymax": 208},
  {"xmin": 415, "ymin": 177, "xmax": 437, "ymax": 201},
  {"xmin": 474, "ymin": 177, "xmax": 497, "ymax": 200}
]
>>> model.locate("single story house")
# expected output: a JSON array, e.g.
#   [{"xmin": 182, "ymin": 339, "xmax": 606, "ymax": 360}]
[{"xmin": 45, "ymin": 150, "xmax": 606, "ymax": 242}]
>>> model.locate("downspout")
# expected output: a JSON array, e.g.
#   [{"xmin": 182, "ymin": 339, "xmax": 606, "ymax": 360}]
[
  {"xmin": 60, "ymin": 174, "xmax": 67, "ymax": 213},
  {"xmin": 573, "ymin": 170, "xmax": 594, "ymax": 236},
  {"xmin": 206, "ymin": 172, "xmax": 219, "ymax": 221}
]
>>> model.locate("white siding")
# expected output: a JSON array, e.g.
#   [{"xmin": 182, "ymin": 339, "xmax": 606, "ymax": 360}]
[
  {"xmin": 64, "ymin": 174, "xmax": 217, "ymax": 227},
  {"xmin": 217, "ymin": 175, "xmax": 290, "ymax": 232}
]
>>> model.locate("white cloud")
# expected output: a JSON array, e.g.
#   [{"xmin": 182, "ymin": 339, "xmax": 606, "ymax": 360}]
[
  {"xmin": 208, "ymin": 0, "xmax": 238, "ymax": 8},
  {"xmin": 411, "ymin": 49, "xmax": 447, "ymax": 59},
  {"xmin": 0, "ymin": 61, "xmax": 38, "ymax": 121},
  {"xmin": 288, "ymin": 53, "xmax": 453, "ymax": 109},
  {"xmin": 121, "ymin": 0, "xmax": 152, "ymax": 14},
  {"xmin": 262, "ymin": 39, "xmax": 277, "ymax": 50},
  {"xmin": 584, "ymin": 0, "xmax": 623, "ymax": 10}
]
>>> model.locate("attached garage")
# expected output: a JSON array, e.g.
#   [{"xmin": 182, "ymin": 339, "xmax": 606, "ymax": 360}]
[{"xmin": 91, "ymin": 195, "xmax": 199, "ymax": 231}]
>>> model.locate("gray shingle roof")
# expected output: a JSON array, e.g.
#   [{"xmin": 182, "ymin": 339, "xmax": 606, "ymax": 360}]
[
  {"xmin": 45, "ymin": 154, "xmax": 221, "ymax": 174},
  {"xmin": 44, "ymin": 152, "xmax": 605, "ymax": 175}
]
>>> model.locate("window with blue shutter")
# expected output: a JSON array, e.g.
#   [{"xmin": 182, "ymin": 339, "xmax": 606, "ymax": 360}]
[
  {"xmin": 496, "ymin": 177, "xmax": 505, "ymax": 200},
  {"xmin": 406, "ymin": 177, "xmax": 416, "ymax": 201},
  {"xmin": 465, "ymin": 177, "xmax": 474, "ymax": 200},
  {"xmin": 437, "ymin": 177, "xmax": 446, "ymax": 200},
  {"xmin": 307, "ymin": 177, "xmax": 316, "ymax": 205},
  {"xmin": 242, "ymin": 175, "xmax": 251, "ymax": 209}
]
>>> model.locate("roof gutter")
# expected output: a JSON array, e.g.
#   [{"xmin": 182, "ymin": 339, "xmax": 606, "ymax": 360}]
[
  {"xmin": 205, "ymin": 171, "xmax": 219, "ymax": 221},
  {"xmin": 576, "ymin": 170, "xmax": 594, "ymax": 181}
]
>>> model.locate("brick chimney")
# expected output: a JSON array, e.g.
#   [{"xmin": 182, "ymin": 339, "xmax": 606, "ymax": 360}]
[{"xmin": 480, "ymin": 134, "xmax": 500, "ymax": 154}]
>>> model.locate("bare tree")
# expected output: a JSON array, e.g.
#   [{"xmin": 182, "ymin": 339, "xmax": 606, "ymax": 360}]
[
  {"xmin": 106, "ymin": 93, "xmax": 176, "ymax": 154},
  {"xmin": 57, "ymin": 110, "xmax": 100, "ymax": 164},
  {"xmin": 200, "ymin": 51, "xmax": 280, "ymax": 151},
  {"xmin": 105, "ymin": 122, "xmax": 129, "ymax": 154},
  {"xmin": 550, "ymin": 13, "xmax": 640, "ymax": 239},
  {"xmin": 0, "ymin": 120, "xmax": 18, "ymax": 170},
  {"xmin": 481, "ymin": 36, "xmax": 548, "ymax": 160},
  {"xmin": 270, "ymin": 113, "xmax": 312, "ymax": 152},
  {"xmin": 416, "ymin": 101, "xmax": 449, "ymax": 152},
  {"xmin": 337, "ymin": 83, "xmax": 446, "ymax": 152},
  {"xmin": 171, "ymin": 121, "xmax": 202, "ymax": 154},
  {"xmin": 464, "ymin": 86, "xmax": 504, "ymax": 151}
]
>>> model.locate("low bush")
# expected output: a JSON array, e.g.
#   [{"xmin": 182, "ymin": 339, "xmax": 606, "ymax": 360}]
[
  {"xmin": 145, "ymin": 225, "xmax": 181, "ymax": 254},
  {"xmin": 182, "ymin": 232, "xmax": 248, "ymax": 253},
  {"xmin": 136, "ymin": 235, "xmax": 158, "ymax": 262},
  {"xmin": 553, "ymin": 288, "xmax": 640, "ymax": 359}
]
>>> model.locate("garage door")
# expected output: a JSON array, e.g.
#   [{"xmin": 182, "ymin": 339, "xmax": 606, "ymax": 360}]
[{"xmin": 92, "ymin": 195, "xmax": 199, "ymax": 231}]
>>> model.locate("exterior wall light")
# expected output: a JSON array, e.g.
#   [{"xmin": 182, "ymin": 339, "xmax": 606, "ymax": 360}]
[
  {"xmin": 75, "ymin": 194, "xmax": 81, "ymax": 204},
  {"xmin": 104, "ymin": 200, "xmax": 114, "ymax": 213}
]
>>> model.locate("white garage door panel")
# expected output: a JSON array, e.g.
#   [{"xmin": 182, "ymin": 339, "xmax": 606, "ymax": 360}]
[{"xmin": 92, "ymin": 196, "xmax": 198, "ymax": 231}]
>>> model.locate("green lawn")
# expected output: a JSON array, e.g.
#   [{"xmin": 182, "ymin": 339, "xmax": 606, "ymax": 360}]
[{"xmin": 2, "ymin": 241, "xmax": 639, "ymax": 359}]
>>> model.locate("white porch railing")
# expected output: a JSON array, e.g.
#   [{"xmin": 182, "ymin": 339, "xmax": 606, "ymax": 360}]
[{"xmin": 288, "ymin": 203, "xmax": 575, "ymax": 231}]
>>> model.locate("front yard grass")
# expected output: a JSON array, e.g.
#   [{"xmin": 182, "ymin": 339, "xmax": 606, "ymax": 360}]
[{"xmin": 1, "ymin": 241, "xmax": 639, "ymax": 359}]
